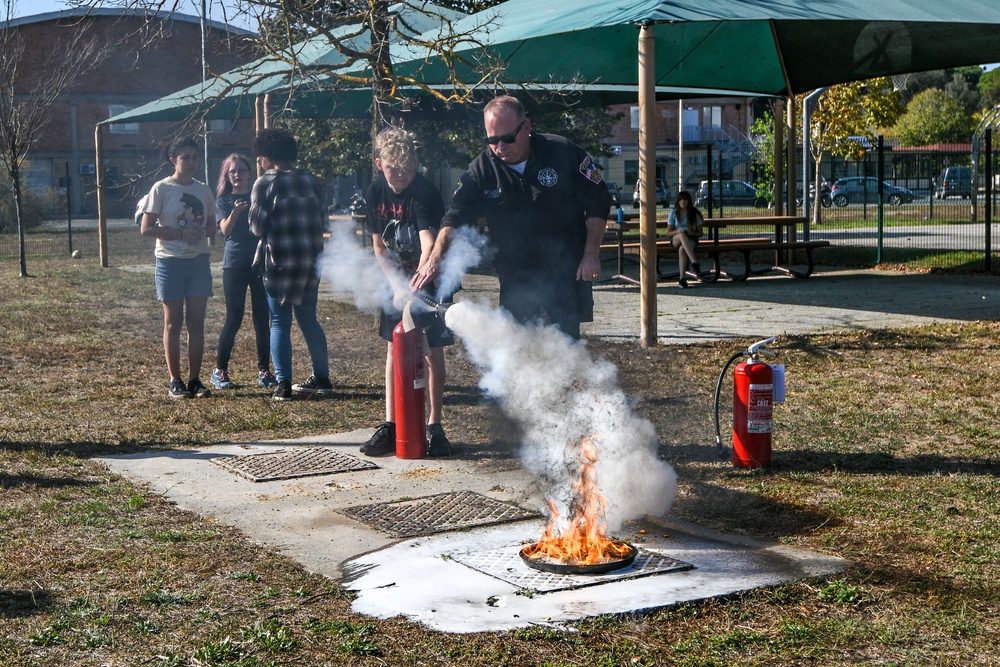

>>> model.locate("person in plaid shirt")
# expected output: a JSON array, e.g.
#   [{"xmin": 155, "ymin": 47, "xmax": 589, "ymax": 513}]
[{"xmin": 248, "ymin": 128, "xmax": 332, "ymax": 402}]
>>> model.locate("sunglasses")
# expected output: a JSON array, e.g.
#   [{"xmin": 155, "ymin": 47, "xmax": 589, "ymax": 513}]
[{"xmin": 486, "ymin": 121, "xmax": 524, "ymax": 145}]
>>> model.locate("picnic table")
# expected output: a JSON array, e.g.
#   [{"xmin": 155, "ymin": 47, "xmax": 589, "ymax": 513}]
[{"xmin": 601, "ymin": 214, "xmax": 829, "ymax": 283}]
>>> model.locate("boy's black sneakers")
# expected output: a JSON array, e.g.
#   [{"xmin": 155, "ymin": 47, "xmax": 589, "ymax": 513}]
[
  {"xmin": 426, "ymin": 424, "xmax": 452, "ymax": 457},
  {"xmin": 362, "ymin": 422, "xmax": 395, "ymax": 457}
]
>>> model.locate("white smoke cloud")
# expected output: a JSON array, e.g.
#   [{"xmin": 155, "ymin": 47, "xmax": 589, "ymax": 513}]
[
  {"xmin": 433, "ymin": 226, "xmax": 491, "ymax": 303},
  {"xmin": 320, "ymin": 221, "xmax": 490, "ymax": 315},
  {"xmin": 444, "ymin": 301, "xmax": 677, "ymax": 532},
  {"xmin": 319, "ymin": 219, "xmax": 393, "ymax": 312}
]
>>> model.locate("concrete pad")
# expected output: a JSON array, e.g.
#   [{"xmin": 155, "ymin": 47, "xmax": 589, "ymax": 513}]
[
  {"xmin": 99, "ymin": 433, "xmax": 546, "ymax": 580},
  {"xmin": 100, "ymin": 436, "xmax": 845, "ymax": 633}
]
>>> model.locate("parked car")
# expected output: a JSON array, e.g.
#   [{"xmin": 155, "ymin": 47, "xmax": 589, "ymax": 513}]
[
  {"xmin": 694, "ymin": 180, "xmax": 767, "ymax": 208},
  {"xmin": 830, "ymin": 177, "xmax": 914, "ymax": 206},
  {"xmin": 606, "ymin": 181, "xmax": 622, "ymax": 207},
  {"xmin": 934, "ymin": 166, "xmax": 972, "ymax": 199},
  {"xmin": 632, "ymin": 178, "xmax": 669, "ymax": 208}
]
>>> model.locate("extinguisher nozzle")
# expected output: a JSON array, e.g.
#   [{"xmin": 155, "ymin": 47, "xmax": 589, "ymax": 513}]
[{"xmin": 412, "ymin": 291, "xmax": 451, "ymax": 319}]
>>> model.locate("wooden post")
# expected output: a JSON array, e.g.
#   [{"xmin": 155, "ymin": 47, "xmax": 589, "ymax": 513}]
[
  {"xmin": 638, "ymin": 23, "xmax": 657, "ymax": 347},
  {"xmin": 255, "ymin": 95, "xmax": 265, "ymax": 176},
  {"xmin": 95, "ymin": 124, "xmax": 108, "ymax": 267}
]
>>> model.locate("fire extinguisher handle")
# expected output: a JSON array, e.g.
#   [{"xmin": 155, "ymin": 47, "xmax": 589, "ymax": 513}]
[{"xmin": 746, "ymin": 336, "xmax": 775, "ymax": 356}]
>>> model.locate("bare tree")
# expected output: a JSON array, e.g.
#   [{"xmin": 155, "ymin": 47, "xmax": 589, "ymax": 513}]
[
  {"xmin": 0, "ymin": 0, "xmax": 105, "ymax": 276},
  {"xmin": 78, "ymin": 0, "xmax": 511, "ymax": 134}
]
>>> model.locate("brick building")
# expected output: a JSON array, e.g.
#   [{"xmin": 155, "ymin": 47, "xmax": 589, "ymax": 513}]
[
  {"xmin": 6, "ymin": 8, "xmax": 257, "ymax": 217},
  {"xmin": 600, "ymin": 97, "xmax": 771, "ymax": 201}
]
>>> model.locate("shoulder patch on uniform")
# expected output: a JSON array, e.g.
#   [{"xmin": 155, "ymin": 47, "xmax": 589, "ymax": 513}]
[{"xmin": 580, "ymin": 156, "xmax": 603, "ymax": 184}]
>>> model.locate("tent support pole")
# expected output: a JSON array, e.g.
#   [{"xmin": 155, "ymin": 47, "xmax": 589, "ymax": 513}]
[
  {"xmin": 95, "ymin": 124, "xmax": 108, "ymax": 268},
  {"xmin": 786, "ymin": 96, "xmax": 797, "ymax": 223},
  {"xmin": 638, "ymin": 23, "xmax": 657, "ymax": 347},
  {"xmin": 774, "ymin": 100, "xmax": 784, "ymax": 216}
]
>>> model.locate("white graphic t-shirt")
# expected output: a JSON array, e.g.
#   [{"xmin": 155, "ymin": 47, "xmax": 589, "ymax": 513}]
[{"xmin": 144, "ymin": 177, "xmax": 216, "ymax": 259}]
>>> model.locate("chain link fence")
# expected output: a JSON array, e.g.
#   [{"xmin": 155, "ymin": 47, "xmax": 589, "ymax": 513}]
[{"xmin": 3, "ymin": 147, "xmax": 1000, "ymax": 271}]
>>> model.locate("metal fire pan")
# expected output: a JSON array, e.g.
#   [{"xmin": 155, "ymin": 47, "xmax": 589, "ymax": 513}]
[{"xmin": 519, "ymin": 542, "xmax": 638, "ymax": 575}]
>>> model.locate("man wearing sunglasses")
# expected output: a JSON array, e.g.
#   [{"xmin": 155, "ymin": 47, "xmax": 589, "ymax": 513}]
[{"xmin": 411, "ymin": 95, "xmax": 611, "ymax": 339}]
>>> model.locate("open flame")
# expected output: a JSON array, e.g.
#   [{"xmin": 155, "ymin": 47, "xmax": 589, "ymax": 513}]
[{"xmin": 521, "ymin": 435, "xmax": 633, "ymax": 566}]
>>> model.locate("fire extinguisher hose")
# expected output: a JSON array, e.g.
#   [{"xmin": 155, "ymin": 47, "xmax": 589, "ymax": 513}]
[{"xmin": 713, "ymin": 351, "xmax": 746, "ymax": 460}]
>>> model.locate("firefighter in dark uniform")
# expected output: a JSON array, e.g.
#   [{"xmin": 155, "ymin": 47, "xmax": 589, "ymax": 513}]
[{"xmin": 411, "ymin": 95, "xmax": 612, "ymax": 339}]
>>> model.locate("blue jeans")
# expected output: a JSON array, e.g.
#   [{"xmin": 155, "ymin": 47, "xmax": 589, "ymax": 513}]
[{"xmin": 266, "ymin": 283, "xmax": 329, "ymax": 383}]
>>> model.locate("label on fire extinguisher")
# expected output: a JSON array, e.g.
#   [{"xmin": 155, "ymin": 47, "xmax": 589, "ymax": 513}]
[{"xmin": 747, "ymin": 383, "xmax": 773, "ymax": 433}]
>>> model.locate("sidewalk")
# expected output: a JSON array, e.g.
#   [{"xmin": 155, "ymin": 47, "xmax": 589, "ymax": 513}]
[{"xmin": 582, "ymin": 266, "xmax": 1000, "ymax": 344}]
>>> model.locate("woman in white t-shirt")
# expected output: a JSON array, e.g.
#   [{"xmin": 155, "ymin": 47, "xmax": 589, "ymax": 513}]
[{"xmin": 140, "ymin": 137, "xmax": 217, "ymax": 399}]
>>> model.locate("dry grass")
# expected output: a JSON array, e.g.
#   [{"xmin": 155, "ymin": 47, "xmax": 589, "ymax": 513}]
[{"xmin": 1, "ymin": 256, "xmax": 999, "ymax": 666}]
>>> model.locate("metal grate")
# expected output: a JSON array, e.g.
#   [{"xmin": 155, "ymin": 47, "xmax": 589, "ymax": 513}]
[
  {"xmin": 211, "ymin": 447, "xmax": 378, "ymax": 482},
  {"xmin": 339, "ymin": 490, "xmax": 541, "ymax": 538},
  {"xmin": 448, "ymin": 546, "xmax": 694, "ymax": 594}
]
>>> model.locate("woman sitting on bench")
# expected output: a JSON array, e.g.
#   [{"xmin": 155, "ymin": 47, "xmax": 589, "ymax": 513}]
[{"xmin": 666, "ymin": 191, "xmax": 704, "ymax": 288}]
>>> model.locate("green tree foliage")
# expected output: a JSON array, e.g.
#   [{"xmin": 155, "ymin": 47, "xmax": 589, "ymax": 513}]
[
  {"xmin": 283, "ymin": 105, "xmax": 621, "ymax": 183},
  {"xmin": 796, "ymin": 78, "xmax": 900, "ymax": 222},
  {"xmin": 899, "ymin": 67, "xmax": 983, "ymax": 108},
  {"xmin": 978, "ymin": 68, "xmax": 1000, "ymax": 108},
  {"xmin": 749, "ymin": 110, "xmax": 776, "ymax": 204},
  {"xmin": 944, "ymin": 71, "xmax": 983, "ymax": 114},
  {"xmin": 893, "ymin": 88, "xmax": 975, "ymax": 146}
]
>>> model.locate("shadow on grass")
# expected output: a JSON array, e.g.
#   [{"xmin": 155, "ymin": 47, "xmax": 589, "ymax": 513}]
[
  {"xmin": 772, "ymin": 449, "xmax": 1000, "ymax": 476},
  {"xmin": 663, "ymin": 443, "xmax": 1000, "ymax": 477},
  {"xmin": 0, "ymin": 589, "xmax": 56, "ymax": 618},
  {"xmin": 0, "ymin": 471, "xmax": 100, "ymax": 489}
]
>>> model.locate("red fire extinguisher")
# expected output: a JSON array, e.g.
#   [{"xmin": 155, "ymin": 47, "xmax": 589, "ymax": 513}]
[
  {"xmin": 392, "ymin": 305, "xmax": 426, "ymax": 459},
  {"xmin": 714, "ymin": 337, "xmax": 781, "ymax": 469},
  {"xmin": 732, "ymin": 358, "xmax": 772, "ymax": 468}
]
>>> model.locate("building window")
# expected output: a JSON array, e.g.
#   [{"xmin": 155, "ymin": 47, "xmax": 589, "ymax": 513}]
[
  {"xmin": 108, "ymin": 105, "xmax": 139, "ymax": 134},
  {"xmin": 630, "ymin": 106, "xmax": 639, "ymax": 130},
  {"xmin": 208, "ymin": 118, "xmax": 237, "ymax": 133},
  {"xmin": 703, "ymin": 106, "xmax": 722, "ymax": 128}
]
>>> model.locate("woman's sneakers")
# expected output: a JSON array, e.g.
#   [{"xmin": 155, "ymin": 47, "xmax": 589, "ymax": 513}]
[
  {"xmin": 272, "ymin": 380, "xmax": 293, "ymax": 402},
  {"xmin": 170, "ymin": 378, "xmax": 210, "ymax": 398},
  {"xmin": 188, "ymin": 378, "xmax": 211, "ymax": 398},
  {"xmin": 292, "ymin": 375, "xmax": 334, "ymax": 397},
  {"xmin": 210, "ymin": 368, "xmax": 234, "ymax": 389},
  {"xmin": 257, "ymin": 370, "xmax": 278, "ymax": 388},
  {"xmin": 168, "ymin": 378, "xmax": 190, "ymax": 399}
]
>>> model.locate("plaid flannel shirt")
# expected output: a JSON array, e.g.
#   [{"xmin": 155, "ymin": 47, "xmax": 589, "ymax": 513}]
[{"xmin": 249, "ymin": 168, "xmax": 328, "ymax": 305}]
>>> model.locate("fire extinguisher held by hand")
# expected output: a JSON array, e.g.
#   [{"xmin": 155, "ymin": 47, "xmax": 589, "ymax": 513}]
[
  {"xmin": 393, "ymin": 303, "xmax": 427, "ymax": 459},
  {"xmin": 713, "ymin": 337, "xmax": 785, "ymax": 469}
]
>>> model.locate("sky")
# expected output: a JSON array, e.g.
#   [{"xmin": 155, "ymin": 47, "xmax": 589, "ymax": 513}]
[{"xmin": 11, "ymin": 0, "xmax": 254, "ymax": 30}]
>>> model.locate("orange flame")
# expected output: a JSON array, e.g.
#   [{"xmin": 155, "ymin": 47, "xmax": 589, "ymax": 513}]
[{"xmin": 522, "ymin": 435, "xmax": 632, "ymax": 565}]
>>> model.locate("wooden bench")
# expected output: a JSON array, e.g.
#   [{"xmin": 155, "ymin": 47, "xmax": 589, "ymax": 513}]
[
  {"xmin": 653, "ymin": 239, "xmax": 830, "ymax": 281},
  {"xmin": 601, "ymin": 214, "xmax": 829, "ymax": 282}
]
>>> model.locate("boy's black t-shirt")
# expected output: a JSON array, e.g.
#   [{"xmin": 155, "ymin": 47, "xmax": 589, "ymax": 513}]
[{"xmin": 365, "ymin": 173, "xmax": 445, "ymax": 274}]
